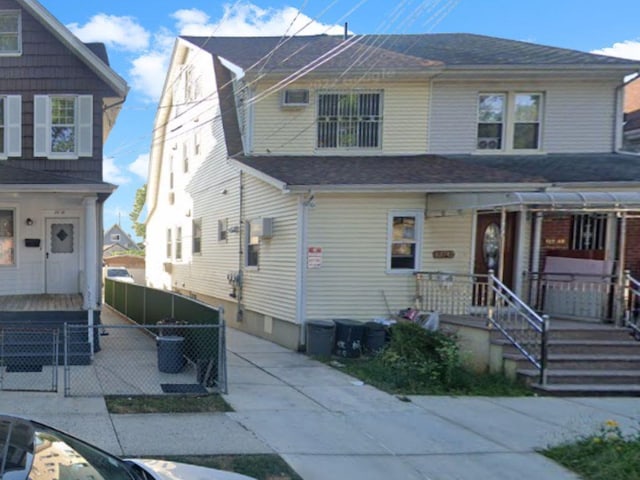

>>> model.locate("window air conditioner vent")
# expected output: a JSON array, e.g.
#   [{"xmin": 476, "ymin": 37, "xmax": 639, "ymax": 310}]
[
  {"xmin": 282, "ymin": 89, "xmax": 310, "ymax": 107},
  {"xmin": 477, "ymin": 137, "xmax": 500, "ymax": 150}
]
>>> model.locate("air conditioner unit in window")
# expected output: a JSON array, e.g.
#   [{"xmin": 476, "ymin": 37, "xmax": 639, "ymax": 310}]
[
  {"xmin": 281, "ymin": 89, "xmax": 310, "ymax": 107},
  {"xmin": 477, "ymin": 137, "xmax": 500, "ymax": 150}
]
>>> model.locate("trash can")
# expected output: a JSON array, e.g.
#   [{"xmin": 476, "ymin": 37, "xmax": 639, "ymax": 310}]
[
  {"xmin": 333, "ymin": 319, "xmax": 365, "ymax": 358},
  {"xmin": 157, "ymin": 335, "xmax": 185, "ymax": 373},
  {"xmin": 305, "ymin": 320, "xmax": 335, "ymax": 357},
  {"xmin": 364, "ymin": 322, "xmax": 387, "ymax": 353}
]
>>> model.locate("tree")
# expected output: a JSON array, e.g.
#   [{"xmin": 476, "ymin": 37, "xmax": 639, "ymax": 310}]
[{"xmin": 129, "ymin": 184, "xmax": 146, "ymax": 239}]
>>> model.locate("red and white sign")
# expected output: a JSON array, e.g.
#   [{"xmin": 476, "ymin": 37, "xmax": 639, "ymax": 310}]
[{"xmin": 307, "ymin": 247, "xmax": 323, "ymax": 269}]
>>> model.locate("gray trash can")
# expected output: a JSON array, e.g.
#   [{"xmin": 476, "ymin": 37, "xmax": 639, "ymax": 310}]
[
  {"xmin": 306, "ymin": 320, "xmax": 335, "ymax": 357},
  {"xmin": 157, "ymin": 335, "xmax": 185, "ymax": 373},
  {"xmin": 364, "ymin": 322, "xmax": 386, "ymax": 353},
  {"xmin": 333, "ymin": 319, "xmax": 365, "ymax": 358}
]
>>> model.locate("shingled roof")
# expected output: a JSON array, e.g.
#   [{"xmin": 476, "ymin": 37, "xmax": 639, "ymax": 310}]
[
  {"xmin": 181, "ymin": 33, "xmax": 639, "ymax": 74},
  {"xmin": 233, "ymin": 153, "xmax": 640, "ymax": 191}
]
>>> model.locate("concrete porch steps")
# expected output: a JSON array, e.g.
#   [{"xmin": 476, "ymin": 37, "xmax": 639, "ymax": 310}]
[{"xmin": 504, "ymin": 353, "xmax": 640, "ymax": 371}]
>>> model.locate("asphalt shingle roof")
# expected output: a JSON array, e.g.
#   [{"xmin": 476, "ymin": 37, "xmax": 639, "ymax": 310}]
[
  {"xmin": 235, "ymin": 153, "xmax": 640, "ymax": 189},
  {"xmin": 0, "ymin": 163, "xmax": 108, "ymax": 185},
  {"xmin": 181, "ymin": 33, "xmax": 640, "ymax": 74}
]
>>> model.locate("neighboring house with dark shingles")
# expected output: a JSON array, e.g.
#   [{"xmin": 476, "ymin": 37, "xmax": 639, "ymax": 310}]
[
  {"xmin": 103, "ymin": 223, "xmax": 140, "ymax": 256},
  {"xmin": 145, "ymin": 33, "xmax": 640, "ymax": 350},
  {"xmin": 0, "ymin": 0, "xmax": 127, "ymax": 310},
  {"xmin": 624, "ymin": 76, "xmax": 640, "ymax": 152}
]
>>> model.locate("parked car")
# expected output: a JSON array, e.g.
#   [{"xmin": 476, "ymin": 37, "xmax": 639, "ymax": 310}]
[
  {"xmin": 0, "ymin": 414, "xmax": 256, "ymax": 479},
  {"xmin": 105, "ymin": 266, "xmax": 135, "ymax": 283}
]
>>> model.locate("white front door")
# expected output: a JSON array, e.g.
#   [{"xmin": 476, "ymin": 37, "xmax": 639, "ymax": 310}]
[{"xmin": 45, "ymin": 218, "xmax": 80, "ymax": 294}]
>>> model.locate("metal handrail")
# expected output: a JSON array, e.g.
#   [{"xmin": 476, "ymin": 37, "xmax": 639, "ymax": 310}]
[
  {"xmin": 488, "ymin": 272, "xmax": 550, "ymax": 385},
  {"xmin": 624, "ymin": 271, "xmax": 640, "ymax": 339}
]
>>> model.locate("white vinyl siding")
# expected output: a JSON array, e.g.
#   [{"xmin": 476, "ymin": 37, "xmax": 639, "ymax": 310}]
[
  {"xmin": 423, "ymin": 214, "xmax": 474, "ymax": 275},
  {"xmin": 429, "ymin": 79, "xmax": 618, "ymax": 154},
  {"xmin": 251, "ymin": 81, "xmax": 429, "ymax": 155},
  {"xmin": 33, "ymin": 95, "xmax": 93, "ymax": 158},
  {"xmin": 0, "ymin": 95, "xmax": 21, "ymax": 158}
]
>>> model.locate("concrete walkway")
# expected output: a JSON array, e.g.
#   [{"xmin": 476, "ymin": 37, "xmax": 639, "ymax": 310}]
[{"xmin": 2, "ymin": 324, "xmax": 640, "ymax": 479}]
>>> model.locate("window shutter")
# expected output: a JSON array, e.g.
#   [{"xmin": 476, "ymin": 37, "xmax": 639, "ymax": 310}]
[
  {"xmin": 6, "ymin": 95, "xmax": 21, "ymax": 157},
  {"xmin": 77, "ymin": 95, "xmax": 93, "ymax": 157},
  {"xmin": 33, "ymin": 95, "xmax": 48, "ymax": 157}
]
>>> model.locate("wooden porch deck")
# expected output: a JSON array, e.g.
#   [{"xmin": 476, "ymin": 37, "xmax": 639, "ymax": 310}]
[{"xmin": 0, "ymin": 294, "xmax": 84, "ymax": 311}]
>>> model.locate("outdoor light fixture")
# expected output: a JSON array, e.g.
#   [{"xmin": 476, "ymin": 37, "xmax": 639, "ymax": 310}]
[{"xmin": 25, "ymin": 218, "xmax": 34, "ymax": 226}]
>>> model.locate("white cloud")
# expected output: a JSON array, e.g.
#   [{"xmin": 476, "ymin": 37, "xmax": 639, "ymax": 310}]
[
  {"xmin": 104, "ymin": 157, "xmax": 131, "ymax": 185},
  {"xmin": 128, "ymin": 153, "xmax": 150, "ymax": 180},
  {"xmin": 592, "ymin": 40, "xmax": 640, "ymax": 61},
  {"xmin": 67, "ymin": 14, "xmax": 150, "ymax": 52}
]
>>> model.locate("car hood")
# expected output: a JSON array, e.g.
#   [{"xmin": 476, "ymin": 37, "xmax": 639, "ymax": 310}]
[{"xmin": 128, "ymin": 459, "xmax": 256, "ymax": 480}]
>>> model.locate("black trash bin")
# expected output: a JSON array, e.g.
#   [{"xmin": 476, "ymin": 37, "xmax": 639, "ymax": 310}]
[
  {"xmin": 306, "ymin": 320, "xmax": 335, "ymax": 357},
  {"xmin": 364, "ymin": 321, "xmax": 387, "ymax": 353},
  {"xmin": 333, "ymin": 319, "xmax": 365, "ymax": 358},
  {"xmin": 157, "ymin": 335, "xmax": 185, "ymax": 373}
]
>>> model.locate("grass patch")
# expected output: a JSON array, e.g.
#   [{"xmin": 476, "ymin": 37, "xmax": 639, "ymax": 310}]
[
  {"xmin": 106, "ymin": 394, "xmax": 232, "ymax": 414},
  {"xmin": 153, "ymin": 454, "xmax": 303, "ymax": 480},
  {"xmin": 542, "ymin": 420, "xmax": 640, "ymax": 480},
  {"xmin": 327, "ymin": 322, "xmax": 532, "ymax": 396}
]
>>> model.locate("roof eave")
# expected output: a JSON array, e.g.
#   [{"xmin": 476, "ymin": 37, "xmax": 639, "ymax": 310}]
[
  {"xmin": 284, "ymin": 182, "xmax": 551, "ymax": 194},
  {"xmin": 0, "ymin": 183, "xmax": 117, "ymax": 194}
]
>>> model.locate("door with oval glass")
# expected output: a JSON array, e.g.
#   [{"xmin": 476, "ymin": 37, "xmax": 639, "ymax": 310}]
[
  {"xmin": 474, "ymin": 212, "xmax": 516, "ymax": 294},
  {"xmin": 45, "ymin": 218, "xmax": 80, "ymax": 294}
]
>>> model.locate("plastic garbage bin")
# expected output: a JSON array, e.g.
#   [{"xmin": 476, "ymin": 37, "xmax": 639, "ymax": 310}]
[
  {"xmin": 157, "ymin": 335, "xmax": 185, "ymax": 373},
  {"xmin": 305, "ymin": 320, "xmax": 335, "ymax": 357},
  {"xmin": 364, "ymin": 322, "xmax": 387, "ymax": 353},
  {"xmin": 333, "ymin": 319, "xmax": 365, "ymax": 358}
]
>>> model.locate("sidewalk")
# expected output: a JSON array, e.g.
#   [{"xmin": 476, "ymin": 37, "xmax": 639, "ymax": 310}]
[{"xmin": 2, "ymin": 322, "xmax": 640, "ymax": 479}]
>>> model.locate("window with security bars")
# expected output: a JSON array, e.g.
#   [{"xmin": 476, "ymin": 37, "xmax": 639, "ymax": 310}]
[
  {"xmin": 571, "ymin": 214, "xmax": 607, "ymax": 250},
  {"xmin": 317, "ymin": 92, "xmax": 382, "ymax": 149}
]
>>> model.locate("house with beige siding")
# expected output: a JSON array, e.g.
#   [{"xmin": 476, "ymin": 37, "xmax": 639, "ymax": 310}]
[{"xmin": 145, "ymin": 32, "xmax": 640, "ymax": 367}]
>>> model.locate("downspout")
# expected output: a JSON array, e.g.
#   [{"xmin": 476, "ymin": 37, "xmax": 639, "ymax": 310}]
[
  {"xmin": 296, "ymin": 194, "xmax": 310, "ymax": 349},
  {"xmin": 498, "ymin": 207, "xmax": 506, "ymax": 283},
  {"xmin": 616, "ymin": 213, "xmax": 628, "ymax": 325},
  {"xmin": 236, "ymin": 170, "xmax": 244, "ymax": 323}
]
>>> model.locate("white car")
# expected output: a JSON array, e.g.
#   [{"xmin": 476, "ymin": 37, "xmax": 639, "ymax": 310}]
[
  {"xmin": 105, "ymin": 266, "xmax": 135, "ymax": 283},
  {"xmin": 0, "ymin": 414, "xmax": 256, "ymax": 480}
]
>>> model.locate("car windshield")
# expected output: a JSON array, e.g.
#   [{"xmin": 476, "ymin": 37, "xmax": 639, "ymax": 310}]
[
  {"xmin": 108, "ymin": 269, "xmax": 130, "ymax": 277},
  {"xmin": 1, "ymin": 416, "xmax": 139, "ymax": 480}
]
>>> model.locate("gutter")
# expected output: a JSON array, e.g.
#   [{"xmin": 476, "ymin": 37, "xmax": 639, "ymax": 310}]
[
  {"xmin": 0, "ymin": 183, "xmax": 116, "ymax": 194},
  {"xmin": 282, "ymin": 182, "xmax": 550, "ymax": 194}
]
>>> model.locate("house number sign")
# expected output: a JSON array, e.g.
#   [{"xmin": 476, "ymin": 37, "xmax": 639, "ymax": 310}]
[{"xmin": 432, "ymin": 250, "xmax": 455, "ymax": 259}]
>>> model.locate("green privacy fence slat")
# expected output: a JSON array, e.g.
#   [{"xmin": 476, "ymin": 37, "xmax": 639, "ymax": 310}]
[
  {"xmin": 144, "ymin": 289, "xmax": 174, "ymax": 326},
  {"xmin": 124, "ymin": 284, "xmax": 145, "ymax": 323}
]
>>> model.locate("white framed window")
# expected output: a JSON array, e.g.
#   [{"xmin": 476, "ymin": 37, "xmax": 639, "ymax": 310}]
[
  {"xmin": 0, "ymin": 11, "xmax": 21, "ymax": 55},
  {"xmin": 194, "ymin": 131, "xmax": 201, "ymax": 156},
  {"xmin": 0, "ymin": 95, "xmax": 21, "ymax": 158},
  {"xmin": 182, "ymin": 142, "xmax": 189, "ymax": 173},
  {"xmin": 175, "ymin": 227, "xmax": 182, "ymax": 261},
  {"xmin": 387, "ymin": 211, "xmax": 423, "ymax": 272},
  {"xmin": 317, "ymin": 91, "xmax": 382, "ymax": 149},
  {"xmin": 166, "ymin": 228, "xmax": 172, "ymax": 259},
  {"xmin": 246, "ymin": 220, "xmax": 259, "ymax": 268},
  {"xmin": 218, "ymin": 218, "xmax": 228, "ymax": 242},
  {"xmin": 34, "ymin": 95, "xmax": 93, "ymax": 158},
  {"xmin": 192, "ymin": 219, "xmax": 202, "ymax": 254},
  {"xmin": 110, "ymin": 233, "xmax": 121, "ymax": 242},
  {"xmin": 477, "ymin": 92, "xmax": 543, "ymax": 152},
  {"xmin": 0, "ymin": 209, "xmax": 15, "ymax": 266}
]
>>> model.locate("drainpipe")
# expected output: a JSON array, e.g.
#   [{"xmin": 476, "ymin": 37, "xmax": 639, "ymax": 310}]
[
  {"xmin": 616, "ymin": 213, "xmax": 628, "ymax": 325},
  {"xmin": 498, "ymin": 207, "xmax": 506, "ymax": 283},
  {"xmin": 236, "ymin": 170, "xmax": 244, "ymax": 323},
  {"xmin": 531, "ymin": 212, "xmax": 543, "ymax": 308}
]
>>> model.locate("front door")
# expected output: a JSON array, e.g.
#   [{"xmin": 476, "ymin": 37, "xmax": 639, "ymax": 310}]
[
  {"xmin": 45, "ymin": 218, "xmax": 80, "ymax": 294},
  {"xmin": 474, "ymin": 212, "xmax": 517, "ymax": 288}
]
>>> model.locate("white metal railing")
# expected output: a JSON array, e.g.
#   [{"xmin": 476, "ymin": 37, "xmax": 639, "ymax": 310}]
[
  {"xmin": 623, "ymin": 271, "xmax": 640, "ymax": 339},
  {"xmin": 415, "ymin": 271, "xmax": 549, "ymax": 384},
  {"xmin": 523, "ymin": 271, "xmax": 618, "ymax": 321}
]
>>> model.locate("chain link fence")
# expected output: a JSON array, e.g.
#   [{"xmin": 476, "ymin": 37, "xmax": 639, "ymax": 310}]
[{"xmin": 64, "ymin": 323, "xmax": 226, "ymax": 397}]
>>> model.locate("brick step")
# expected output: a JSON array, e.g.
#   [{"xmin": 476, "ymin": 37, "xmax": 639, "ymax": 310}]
[
  {"xmin": 518, "ymin": 368, "xmax": 640, "ymax": 385},
  {"xmin": 491, "ymin": 326, "xmax": 632, "ymax": 342},
  {"xmin": 530, "ymin": 383, "xmax": 640, "ymax": 397},
  {"xmin": 496, "ymin": 338, "xmax": 640, "ymax": 356},
  {"xmin": 505, "ymin": 353, "xmax": 640, "ymax": 370}
]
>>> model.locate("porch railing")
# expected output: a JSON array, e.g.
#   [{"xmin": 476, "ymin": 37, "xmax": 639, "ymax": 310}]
[
  {"xmin": 522, "ymin": 271, "xmax": 619, "ymax": 322},
  {"xmin": 623, "ymin": 271, "xmax": 640, "ymax": 339},
  {"xmin": 415, "ymin": 271, "xmax": 549, "ymax": 384}
]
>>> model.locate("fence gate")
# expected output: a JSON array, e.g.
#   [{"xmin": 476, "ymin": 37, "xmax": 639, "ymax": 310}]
[
  {"xmin": 64, "ymin": 323, "xmax": 227, "ymax": 397},
  {"xmin": 0, "ymin": 327, "xmax": 59, "ymax": 393}
]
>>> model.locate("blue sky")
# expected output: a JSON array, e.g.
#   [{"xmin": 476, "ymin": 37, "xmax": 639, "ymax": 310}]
[{"xmin": 37, "ymin": 0, "xmax": 640, "ymax": 241}]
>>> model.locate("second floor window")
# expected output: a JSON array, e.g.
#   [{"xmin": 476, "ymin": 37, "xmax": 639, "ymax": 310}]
[
  {"xmin": 193, "ymin": 219, "xmax": 202, "ymax": 254},
  {"xmin": 317, "ymin": 92, "xmax": 382, "ymax": 149},
  {"xmin": 34, "ymin": 95, "xmax": 93, "ymax": 159},
  {"xmin": 0, "ymin": 12, "xmax": 20, "ymax": 55},
  {"xmin": 166, "ymin": 228, "xmax": 172, "ymax": 259},
  {"xmin": 175, "ymin": 227, "xmax": 182, "ymax": 261},
  {"xmin": 477, "ymin": 93, "xmax": 542, "ymax": 152}
]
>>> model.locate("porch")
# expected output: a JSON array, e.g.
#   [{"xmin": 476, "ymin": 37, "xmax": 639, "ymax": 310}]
[
  {"xmin": 0, "ymin": 294, "xmax": 84, "ymax": 312},
  {"xmin": 415, "ymin": 271, "xmax": 640, "ymax": 395}
]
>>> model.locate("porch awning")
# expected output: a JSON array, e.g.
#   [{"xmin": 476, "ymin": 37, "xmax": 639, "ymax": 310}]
[{"xmin": 426, "ymin": 191, "xmax": 640, "ymax": 215}]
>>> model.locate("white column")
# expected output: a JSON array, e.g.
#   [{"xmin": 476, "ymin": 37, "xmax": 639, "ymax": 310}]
[{"xmin": 83, "ymin": 196, "xmax": 98, "ymax": 310}]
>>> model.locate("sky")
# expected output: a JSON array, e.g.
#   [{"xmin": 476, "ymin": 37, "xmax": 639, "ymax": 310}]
[{"xmin": 36, "ymin": 0, "xmax": 640, "ymax": 241}]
